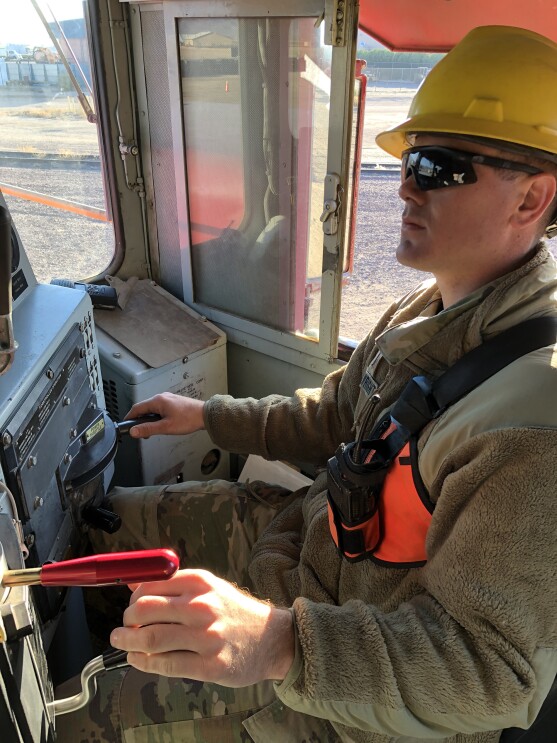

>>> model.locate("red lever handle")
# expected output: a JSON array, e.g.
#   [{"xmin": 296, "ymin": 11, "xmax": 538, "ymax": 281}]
[{"xmin": 2, "ymin": 549, "xmax": 179, "ymax": 587}]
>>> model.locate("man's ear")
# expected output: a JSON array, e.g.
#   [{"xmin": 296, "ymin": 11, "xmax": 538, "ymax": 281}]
[{"xmin": 513, "ymin": 172, "xmax": 557, "ymax": 229}]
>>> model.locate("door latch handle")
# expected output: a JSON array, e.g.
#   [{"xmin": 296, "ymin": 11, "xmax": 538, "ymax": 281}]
[
  {"xmin": 321, "ymin": 174, "xmax": 342, "ymax": 235},
  {"xmin": 320, "ymin": 199, "xmax": 338, "ymax": 222}
]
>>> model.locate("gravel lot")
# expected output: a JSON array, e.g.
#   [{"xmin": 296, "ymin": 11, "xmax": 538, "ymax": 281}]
[
  {"xmin": 0, "ymin": 84, "xmax": 419, "ymax": 342},
  {"xmin": 2, "ymin": 159, "xmax": 411, "ymax": 341},
  {"xmin": 1, "ymin": 162, "xmax": 114, "ymax": 282},
  {"xmin": 1, "ymin": 85, "xmax": 555, "ymax": 342},
  {"xmin": 339, "ymin": 171, "xmax": 422, "ymax": 339}
]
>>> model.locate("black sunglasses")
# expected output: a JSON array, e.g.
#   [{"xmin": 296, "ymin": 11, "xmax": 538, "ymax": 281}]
[{"xmin": 401, "ymin": 146, "xmax": 543, "ymax": 191}]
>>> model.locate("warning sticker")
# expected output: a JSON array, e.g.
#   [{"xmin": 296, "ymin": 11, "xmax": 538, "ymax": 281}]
[{"xmin": 170, "ymin": 375, "xmax": 205, "ymax": 400}]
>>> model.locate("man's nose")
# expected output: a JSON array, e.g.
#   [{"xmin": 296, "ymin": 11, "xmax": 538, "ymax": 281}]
[{"xmin": 398, "ymin": 168, "xmax": 426, "ymax": 203}]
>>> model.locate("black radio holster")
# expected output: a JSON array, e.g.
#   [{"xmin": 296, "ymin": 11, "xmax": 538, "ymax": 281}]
[{"xmin": 327, "ymin": 316, "xmax": 557, "ymax": 563}]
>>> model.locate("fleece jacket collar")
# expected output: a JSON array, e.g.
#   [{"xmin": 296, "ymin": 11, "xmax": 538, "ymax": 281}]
[{"xmin": 376, "ymin": 244, "xmax": 557, "ymax": 367}]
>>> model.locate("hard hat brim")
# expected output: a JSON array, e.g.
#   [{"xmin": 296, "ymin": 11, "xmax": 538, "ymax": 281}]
[{"xmin": 376, "ymin": 114, "xmax": 557, "ymax": 161}]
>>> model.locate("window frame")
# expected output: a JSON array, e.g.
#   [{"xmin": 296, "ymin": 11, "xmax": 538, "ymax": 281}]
[{"xmin": 163, "ymin": 0, "xmax": 359, "ymax": 372}]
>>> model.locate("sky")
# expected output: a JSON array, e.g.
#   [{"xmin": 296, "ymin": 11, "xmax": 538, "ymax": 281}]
[
  {"xmin": 0, "ymin": 1, "xmax": 382, "ymax": 51},
  {"xmin": 0, "ymin": 0, "xmax": 83, "ymax": 47}
]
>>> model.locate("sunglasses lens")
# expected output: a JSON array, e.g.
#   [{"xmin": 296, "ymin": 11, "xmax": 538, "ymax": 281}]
[{"xmin": 402, "ymin": 148, "xmax": 478, "ymax": 191}]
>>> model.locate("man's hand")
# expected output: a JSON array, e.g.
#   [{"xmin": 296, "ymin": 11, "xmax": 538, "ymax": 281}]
[
  {"xmin": 110, "ymin": 569, "xmax": 295, "ymax": 686},
  {"xmin": 125, "ymin": 392, "xmax": 205, "ymax": 438}
]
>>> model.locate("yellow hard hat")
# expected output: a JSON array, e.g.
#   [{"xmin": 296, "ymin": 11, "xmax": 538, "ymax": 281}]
[{"xmin": 376, "ymin": 26, "xmax": 557, "ymax": 160}]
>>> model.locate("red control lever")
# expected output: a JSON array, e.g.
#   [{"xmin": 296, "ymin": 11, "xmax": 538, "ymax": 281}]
[{"xmin": 2, "ymin": 549, "xmax": 179, "ymax": 587}]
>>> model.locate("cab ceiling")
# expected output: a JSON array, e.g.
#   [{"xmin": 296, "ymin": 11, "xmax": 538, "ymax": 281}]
[{"xmin": 359, "ymin": 0, "xmax": 557, "ymax": 51}]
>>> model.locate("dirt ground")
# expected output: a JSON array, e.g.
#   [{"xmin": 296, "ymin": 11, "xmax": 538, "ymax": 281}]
[
  {"xmin": 0, "ymin": 82, "xmax": 415, "ymax": 158},
  {"xmin": 0, "ymin": 89, "xmax": 98, "ymax": 155}
]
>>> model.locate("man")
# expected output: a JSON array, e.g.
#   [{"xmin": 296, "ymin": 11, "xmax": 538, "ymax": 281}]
[{"xmin": 57, "ymin": 25, "xmax": 557, "ymax": 743}]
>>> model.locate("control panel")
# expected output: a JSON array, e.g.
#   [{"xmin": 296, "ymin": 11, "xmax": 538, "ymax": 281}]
[{"xmin": 0, "ymin": 191, "xmax": 104, "ymax": 742}]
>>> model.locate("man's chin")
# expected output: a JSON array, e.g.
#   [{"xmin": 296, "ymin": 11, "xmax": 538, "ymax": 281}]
[{"xmin": 396, "ymin": 240, "xmax": 424, "ymax": 269}]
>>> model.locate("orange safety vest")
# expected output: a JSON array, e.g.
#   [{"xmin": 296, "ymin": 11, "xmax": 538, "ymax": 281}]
[
  {"xmin": 327, "ymin": 315, "xmax": 557, "ymax": 567},
  {"xmin": 328, "ymin": 423, "xmax": 434, "ymax": 567},
  {"xmin": 372, "ymin": 439, "xmax": 433, "ymax": 565}
]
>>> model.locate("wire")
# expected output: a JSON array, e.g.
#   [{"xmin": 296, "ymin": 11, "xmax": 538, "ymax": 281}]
[
  {"xmin": 0, "ymin": 480, "xmax": 30, "ymax": 560},
  {"xmin": 106, "ymin": 0, "xmax": 152, "ymax": 279}
]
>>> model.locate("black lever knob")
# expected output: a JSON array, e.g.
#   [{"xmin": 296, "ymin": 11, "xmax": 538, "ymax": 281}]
[
  {"xmin": 81, "ymin": 506, "xmax": 122, "ymax": 534},
  {"xmin": 115, "ymin": 414, "xmax": 162, "ymax": 438}
]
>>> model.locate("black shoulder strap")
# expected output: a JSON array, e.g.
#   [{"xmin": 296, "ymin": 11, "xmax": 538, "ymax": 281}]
[
  {"xmin": 391, "ymin": 316, "xmax": 557, "ymax": 435},
  {"xmin": 434, "ymin": 315, "xmax": 557, "ymax": 410}
]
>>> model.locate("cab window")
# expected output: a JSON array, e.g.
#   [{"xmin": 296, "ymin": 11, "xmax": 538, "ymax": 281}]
[{"xmin": 0, "ymin": 0, "xmax": 115, "ymax": 284}]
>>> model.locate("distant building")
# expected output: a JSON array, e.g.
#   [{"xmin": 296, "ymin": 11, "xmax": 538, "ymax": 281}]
[
  {"xmin": 179, "ymin": 30, "xmax": 238, "ymax": 74},
  {"xmin": 181, "ymin": 31, "xmax": 237, "ymax": 48},
  {"xmin": 49, "ymin": 17, "xmax": 91, "ymax": 87}
]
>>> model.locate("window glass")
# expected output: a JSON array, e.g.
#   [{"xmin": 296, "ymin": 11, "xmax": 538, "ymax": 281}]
[
  {"xmin": 340, "ymin": 35, "xmax": 557, "ymax": 343},
  {"xmin": 0, "ymin": 0, "xmax": 114, "ymax": 284},
  {"xmin": 180, "ymin": 16, "xmax": 331, "ymax": 337},
  {"xmin": 339, "ymin": 35, "xmax": 443, "ymax": 341}
]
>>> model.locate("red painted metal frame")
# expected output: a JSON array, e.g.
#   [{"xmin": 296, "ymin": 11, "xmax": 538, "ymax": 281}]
[{"xmin": 358, "ymin": 0, "xmax": 557, "ymax": 51}]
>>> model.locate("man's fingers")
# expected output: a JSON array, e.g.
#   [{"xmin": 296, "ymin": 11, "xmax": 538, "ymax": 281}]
[
  {"xmin": 125, "ymin": 650, "xmax": 211, "ymax": 680},
  {"xmin": 124, "ymin": 399, "xmax": 166, "ymax": 438},
  {"xmin": 122, "ymin": 393, "xmax": 205, "ymax": 437},
  {"xmin": 111, "ymin": 622, "xmax": 199, "ymax": 655},
  {"xmin": 124, "ymin": 594, "xmax": 192, "ymax": 626},
  {"xmin": 128, "ymin": 570, "xmax": 212, "ymax": 605},
  {"xmin": 124, "ymin": 595, "xmax": 174, "ymax": 625},
  {"xmin": 124, "ymin": 399, "xmax": 158, "ymax": 421},
  {"xmin": 112, "ymin": 567, "xmax": 293, "ymax": 685},
  {"xmin": 128, "ymin": 420, "xmax": 164, "ymax": 438}
]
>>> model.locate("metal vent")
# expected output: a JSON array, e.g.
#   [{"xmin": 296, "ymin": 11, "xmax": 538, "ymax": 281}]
[{"xmin": 102, "ymin": 378, "xmax": 119, "ymax": 420}]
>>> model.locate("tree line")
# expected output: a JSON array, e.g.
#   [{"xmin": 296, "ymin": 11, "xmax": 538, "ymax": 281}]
[{"xmin": 357, "ymin": 49, "xmax": 444, "ymax": 67}]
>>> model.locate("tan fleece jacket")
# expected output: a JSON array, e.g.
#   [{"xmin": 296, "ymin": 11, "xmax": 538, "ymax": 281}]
[{"xmin": 204, "ymin": 245, "xmax": 557, "ymax": 743}]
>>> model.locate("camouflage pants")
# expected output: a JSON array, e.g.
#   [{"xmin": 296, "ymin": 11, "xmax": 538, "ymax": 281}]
[{"xmin": 54, "ymin": 479, "xmax": 338, "ymax": 743}]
